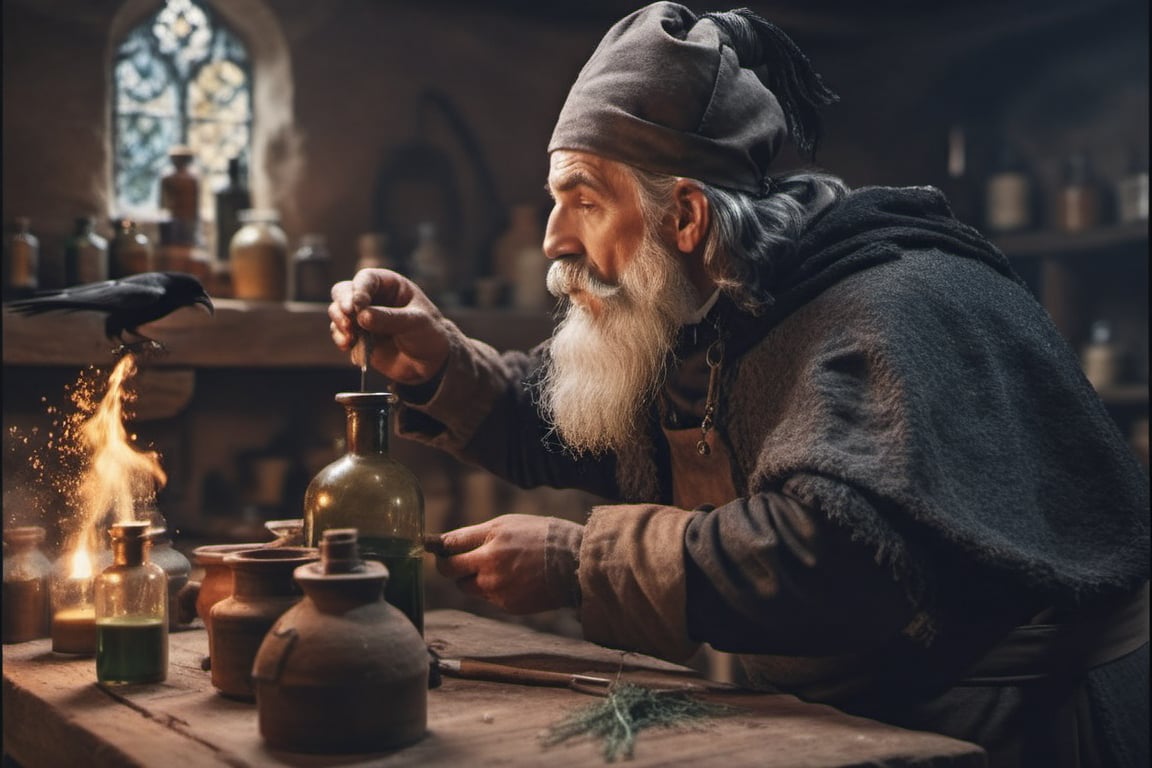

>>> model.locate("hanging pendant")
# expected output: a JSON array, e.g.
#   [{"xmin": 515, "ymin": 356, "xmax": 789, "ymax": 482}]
[{"xmin": 697, "ymin": 338, "xmax": 723, "ymax": 458}]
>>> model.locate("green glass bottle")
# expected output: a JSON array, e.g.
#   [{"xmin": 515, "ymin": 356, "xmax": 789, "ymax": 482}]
[
  {"xmin": 94, "ymin": 522, "xmax": 168, "ymax": 684},
  {"xmin": 303, "ymin": 392, "xmax": 425, "ymax": 633}
]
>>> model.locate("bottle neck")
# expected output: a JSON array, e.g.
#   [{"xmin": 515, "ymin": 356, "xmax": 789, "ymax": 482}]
[
  {"xmin": 345, "ymin": 405, "xmax": 390, "ymax": 455},
  {"xmin": 112, "ymin": 539, "xmax": 147, "ymax": 567}
]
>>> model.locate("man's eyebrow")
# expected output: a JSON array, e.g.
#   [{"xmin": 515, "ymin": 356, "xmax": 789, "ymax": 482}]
[{"xmin": 547, "ymin": 169, "xmax": 608, "ymax": 196}]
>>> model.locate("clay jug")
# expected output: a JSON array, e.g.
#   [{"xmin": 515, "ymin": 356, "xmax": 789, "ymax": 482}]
[
  {"xmin": 185, "ymin": 543, "xmax": 266, "ymax": 637},
  {"xmin": 209, "ymin": 547, "xmax": 318, "ymax": 700},
  {"xmin": 253, "ymin": 529, "xmax": 428, "ymax": 753}
]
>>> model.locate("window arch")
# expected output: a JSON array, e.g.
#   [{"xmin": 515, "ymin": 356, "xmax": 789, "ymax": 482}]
[{"xmin": 112, "ymin": 0, "xmax": 252, "ymax": 219}]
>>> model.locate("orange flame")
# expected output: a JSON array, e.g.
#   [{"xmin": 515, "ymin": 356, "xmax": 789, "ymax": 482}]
[{"xmin": 67, "ymin": 354, "xmax": 168, "ymax": 552}]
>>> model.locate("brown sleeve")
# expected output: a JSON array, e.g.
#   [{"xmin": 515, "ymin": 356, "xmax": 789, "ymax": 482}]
[{"xmin": 577, "ymin": 503, "xmax": 702, "ymax": 663}]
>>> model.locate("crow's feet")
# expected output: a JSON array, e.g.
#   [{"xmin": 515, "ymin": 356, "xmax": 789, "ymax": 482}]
[{"xmin": 112, "ymin": 339, "xmax": 167, "ymax": 359}]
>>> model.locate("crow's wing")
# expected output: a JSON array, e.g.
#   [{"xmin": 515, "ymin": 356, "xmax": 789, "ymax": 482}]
[{"xmin": 6, "ymin": 276, "xmax": 168, "ymax": 315}]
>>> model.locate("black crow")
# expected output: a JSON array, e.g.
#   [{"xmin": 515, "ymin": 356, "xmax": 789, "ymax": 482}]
[{"xmin": 6, "ymin": 271, "xmax": 214, "ymax": 353}]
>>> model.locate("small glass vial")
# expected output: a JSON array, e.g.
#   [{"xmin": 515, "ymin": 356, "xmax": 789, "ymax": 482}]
[
  {"xmin": 109, "ymin": 218, "xmax": 154, "ymax": 279},
  {"xmin": 2, "ymin": 526, "xmax": 53, "ymax": 644},
  {"xmin": 94, "ymin": 522, "xmax": 168, "ymax": 684},
  {"xmin": 230, "ymin": 209, "xmax": 289, "ymax": 301},
  {"xmin": 6, "ymin": 217, "xmax": 40, "ymax": 299},
  {"xmin": 65, "ymin": 216, "xmax": 110, "ymax": 286},
  {"xmin": 291, "ymin": 233, "xmax": 332, "ymax": 303}
]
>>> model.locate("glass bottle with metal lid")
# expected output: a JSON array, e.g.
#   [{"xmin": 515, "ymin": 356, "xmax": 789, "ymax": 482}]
[{"xmin": 94, "ymin": 521, "xmax": 168, "ymax": 684}]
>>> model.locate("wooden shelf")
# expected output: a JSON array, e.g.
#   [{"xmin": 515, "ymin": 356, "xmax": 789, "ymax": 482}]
[
  {"xmin": 2, "ymin": 299, "xmax": 554, "ymax": 368},
  {"xmin": 993, "ymin": 220, "xmax": 1149, "ymax": 258}
]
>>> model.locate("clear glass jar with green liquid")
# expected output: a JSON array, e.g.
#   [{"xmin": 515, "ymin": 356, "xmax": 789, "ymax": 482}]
[
  {"xmin": 303, "ymin": 392, "xmax": 425, "ymax": 633},
  {"xmin": 94, "ymin": 521, "xmax": 168, "ymax": 684}
]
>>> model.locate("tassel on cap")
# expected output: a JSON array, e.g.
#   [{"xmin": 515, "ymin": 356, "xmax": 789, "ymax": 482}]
[{"xmin": 703, "ymin": 8, "xmax": 839, "ymax": 160}]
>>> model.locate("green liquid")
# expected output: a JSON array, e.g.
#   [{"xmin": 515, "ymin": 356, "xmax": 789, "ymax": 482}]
[
  {"xmin": 96, "ymin": 617, "xmax": 168, "ymax": 683},
  {"xmin": 358, "ymin": 537, "xmax": 424, "ymax": 634}
]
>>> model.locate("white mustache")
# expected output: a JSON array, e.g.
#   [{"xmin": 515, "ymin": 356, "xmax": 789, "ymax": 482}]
[{"xmin": 546, "ymin": 259, "xmax": 621, "ymax": 301}]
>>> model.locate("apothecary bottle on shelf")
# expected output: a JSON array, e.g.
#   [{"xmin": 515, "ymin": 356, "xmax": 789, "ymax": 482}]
[
  {"xmin": 1056, "ymin": 152, "xmax": 1101, "ymax": 233},
  {"xmin": 292, "ymin": 233, "xmax": 332, "ymax": 303},
  {"xmin": 2, "ymin": 526, "xmax": 53, "ymax": 644},
  {"xmin": 5, "ymin": 217, "xmax": 40, "ymax": 299},
  {"xmin": 159, "ymin": 145, "xmax": 201, "ymax": 246},
  {"xmin": 94, "ymin": 521, "xmax": 168, "ymax": 684},
  {"xmin": 230, "ymin": 209, "xmax": 289, "ymax": 301},
  {"xmin": 983, "ymin": 144, "xmax": 1034, "ymax": 234},
  {"xmin": 65, "ymin": 217, "xmax": 109, "ymax": 286},
  {"xmin": 215, "ymin": 156, "xmax": 251, "ymax": 262},
  {"xmin": 109, "ymin": 218, "xmax": 153, "ymax": 278},
  {"xmin": 303, "ymin": 392, "xmax": 425, "ymax": 633}
]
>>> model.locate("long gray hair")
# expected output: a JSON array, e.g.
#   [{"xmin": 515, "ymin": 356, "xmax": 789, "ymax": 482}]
[{"xmin": 628, "ymin": 167, "xmax": 848, "ymax": 314}]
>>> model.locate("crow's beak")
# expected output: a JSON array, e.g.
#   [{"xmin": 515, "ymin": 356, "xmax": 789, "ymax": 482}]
[{"xmin": 196, "ymin": 295, "xmax": 215, "ymax": 316}]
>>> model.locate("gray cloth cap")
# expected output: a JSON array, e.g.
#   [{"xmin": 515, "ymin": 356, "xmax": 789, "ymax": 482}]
[{"xmin": 548, "ymin": 2, "xmax": 788, "ymax": 194}]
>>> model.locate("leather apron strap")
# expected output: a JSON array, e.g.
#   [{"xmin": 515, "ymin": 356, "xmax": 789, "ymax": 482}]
[{"xmin": 959, "ymin": 582, "xmax": 1150, "ymax": 686}]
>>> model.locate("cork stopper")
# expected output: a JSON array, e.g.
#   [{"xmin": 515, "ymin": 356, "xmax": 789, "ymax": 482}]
[{"xmin": 320, "ymin": 528, "xmax": 365, "ymax": 574}]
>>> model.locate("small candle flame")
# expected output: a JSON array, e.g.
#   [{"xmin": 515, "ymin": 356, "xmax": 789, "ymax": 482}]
[{"xmin": 69, "ymin": 547, "xmax": 93, "ymax": 580}]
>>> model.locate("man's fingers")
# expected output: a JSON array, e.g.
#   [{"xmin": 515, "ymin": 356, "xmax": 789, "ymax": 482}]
[
  {"xmin": 438, "ymin": 522, "xmax": 492, "ymax": 556},
  {"xmin": 437, "ymin": 550, "xmax": 483, "ymax": 581},
  {"xmin": 354, "ymin": 305, "xmax": 433, "ymax": 338}
]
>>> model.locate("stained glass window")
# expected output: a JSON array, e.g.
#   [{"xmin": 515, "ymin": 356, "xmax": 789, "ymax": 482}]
[{"xmin": 113, "ymin": 0, "xmax": 252, "ymax": 219}]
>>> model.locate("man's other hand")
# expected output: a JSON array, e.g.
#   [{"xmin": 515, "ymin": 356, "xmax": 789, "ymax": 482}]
[{"xmin": 429, "ymin": 514, "xmax": 584, "ymax": 614}]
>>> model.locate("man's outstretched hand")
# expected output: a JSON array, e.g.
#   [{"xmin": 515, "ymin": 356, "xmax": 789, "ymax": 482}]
[{"xmin": 328, "ymin": 268, "xmax": 453, "ymax": 386}]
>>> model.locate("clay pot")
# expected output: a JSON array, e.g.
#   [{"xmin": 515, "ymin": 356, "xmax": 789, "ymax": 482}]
[
  {"xmin": 182, "ymin": 543, "xmax": 267, "ymax": 636},
  {"xmin": 253, "ymin": 529, "xmax": 427, "ymax": 753},
  {"xmin": 209, "ymin": 547, "xmax": 318, "ymax": 700}
]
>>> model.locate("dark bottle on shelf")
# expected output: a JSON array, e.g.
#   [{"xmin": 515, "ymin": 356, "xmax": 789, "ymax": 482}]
[
  {"xmin": 5, "ymin": 217, "xmax": 40, "ymax": 299},
  {"xmin": 303, "ymin": 392, "xmax": 425, "ymax": 634},
  {"xmin": 984, "ymin": 143, "xmax": 1034, "ymax": 234},
  {"xmin": 109, "ymin": 218, "xmax": 153, "ymax": 278},
  {"xmin": 1056, "ymin": 152, "xmax": 1101, "ymax": 233},
  {"xmin": 160, "ymin": 145, "xmax": 201, "ymax": 246},
  {"xmin": 215, "ymin": 156, "xmax": 251, "ymax": 263},
  {"xmin": 291, "ymin": 234, "xmax": 333, "ymax": 303},
  {"xmin": 94, "ymin": 521, "xmax": 168, "ymax": 684},
  {"xmin": 64, "ymin": 216, "xmax": 109, "ymax": 286}
]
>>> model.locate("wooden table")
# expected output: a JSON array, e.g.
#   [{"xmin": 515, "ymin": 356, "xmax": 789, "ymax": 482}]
[{"xmin": 3, "ymin": 609, "xmax": 985, "ymax": 767}]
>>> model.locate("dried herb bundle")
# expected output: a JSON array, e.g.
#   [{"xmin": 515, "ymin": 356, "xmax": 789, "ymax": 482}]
[{"xmin": 541, "ymin": 683, "xmax": 733, "ymax": 762}]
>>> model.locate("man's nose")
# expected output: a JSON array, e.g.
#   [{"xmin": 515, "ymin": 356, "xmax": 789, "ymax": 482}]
[{"xmin": 543, "ymin": 207, "xmax": 580, "ymax": 261}]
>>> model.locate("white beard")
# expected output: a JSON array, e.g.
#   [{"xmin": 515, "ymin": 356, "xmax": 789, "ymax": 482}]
[{"xmin": 538, "ymin": 230, "xmax": 699, "ymax": 455}]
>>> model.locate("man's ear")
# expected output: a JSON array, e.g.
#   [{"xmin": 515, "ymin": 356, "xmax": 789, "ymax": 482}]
[{"xmin": 673, "ymin": 180, "xmax": 710, "ymax": 254}]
